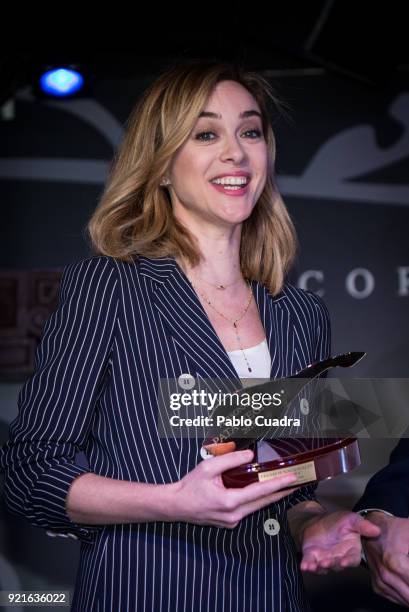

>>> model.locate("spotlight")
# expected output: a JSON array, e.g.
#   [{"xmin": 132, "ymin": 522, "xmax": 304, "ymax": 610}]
[{"xmin": 39, "ymin": 67, "xmax": 84, "ymax": 97}]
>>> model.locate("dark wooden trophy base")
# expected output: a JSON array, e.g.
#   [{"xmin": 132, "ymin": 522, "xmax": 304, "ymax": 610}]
[{"xmin": 220, "ymin": 437, "xmax": 360, "ymax": 488}]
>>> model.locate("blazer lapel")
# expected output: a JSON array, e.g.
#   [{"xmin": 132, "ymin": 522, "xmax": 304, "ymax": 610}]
[{"xmin": 250, "ymin": 278, "xmax": 290, "ymax": 379}]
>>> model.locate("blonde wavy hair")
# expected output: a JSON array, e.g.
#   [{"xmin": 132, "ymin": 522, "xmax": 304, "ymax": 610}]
[{"xmin": 86, "ymin": 60, "xmax": 297, "ymax": 295}]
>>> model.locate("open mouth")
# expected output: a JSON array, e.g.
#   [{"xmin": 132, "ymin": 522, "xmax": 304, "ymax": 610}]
[{"xmin": 209, "ymin": 176, "xmax": 251, "ymax": 196}]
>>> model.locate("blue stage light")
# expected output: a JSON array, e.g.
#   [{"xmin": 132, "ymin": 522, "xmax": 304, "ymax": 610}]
[{"xmin": 39, "ymin": 68, "xmax": 84, "ymax": 97}]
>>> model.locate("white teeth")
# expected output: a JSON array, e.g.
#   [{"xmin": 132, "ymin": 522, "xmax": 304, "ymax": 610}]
[{"xmin": 211, "ymin": 176, "xmax": 249, "ymax": 185}]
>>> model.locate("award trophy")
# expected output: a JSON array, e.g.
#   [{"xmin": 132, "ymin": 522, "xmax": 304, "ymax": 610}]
[{"xmin": 202, "ymin": 352, "xmax": 365, "ymax": 488}]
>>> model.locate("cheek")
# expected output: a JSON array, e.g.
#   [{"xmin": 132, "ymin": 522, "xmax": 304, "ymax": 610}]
[
  {"xmin": 252, "ymin": 152, "xmax": 268, "ymax": 197},
  {"xmin": 253, "ymin": 150, "xmax": 268, "ymax": 184},
  {"xmin": 257, "ymin": 146, "xmax": 269, "ymax": 170},
  {"xmin": 172, "ymin": 148, "xmax": 210, "ymax": 184},
  {"xmin": 246, "ymin": 140, "xmax": 267, "ymax": 168}
]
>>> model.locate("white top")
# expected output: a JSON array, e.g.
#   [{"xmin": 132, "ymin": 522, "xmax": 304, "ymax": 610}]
[
  {"xmin": 227, "ymin": 338, "xmax": 273, "ymax": 461},
  {"xmin": 227, "ymin": 338, "xmax": 271, "ymax": 379}
]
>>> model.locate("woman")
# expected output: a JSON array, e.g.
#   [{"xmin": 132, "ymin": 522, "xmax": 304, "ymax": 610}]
[{"xmin": 0, "ymin": 61, "xmax": 380, "ymax": 611}]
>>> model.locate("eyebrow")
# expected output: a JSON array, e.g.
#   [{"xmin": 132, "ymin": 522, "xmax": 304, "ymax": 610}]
[{"xmin": 198, "ymin": 110, "xmax": 262, "ymax": 120}]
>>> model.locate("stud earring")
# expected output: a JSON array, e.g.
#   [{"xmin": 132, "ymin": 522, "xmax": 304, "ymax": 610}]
[{"xmin": 160, "ymin": 177, "xmax": 170, "ymax": 186}]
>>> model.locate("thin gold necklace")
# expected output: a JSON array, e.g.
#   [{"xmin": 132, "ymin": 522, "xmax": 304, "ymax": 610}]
[
  {"xmin": 189, "ymin": 277, "xmax": 254, "ymax": 373},
  {"xmin": 193, "ymin": 274, "xmax": 242, "ymax": 291}
]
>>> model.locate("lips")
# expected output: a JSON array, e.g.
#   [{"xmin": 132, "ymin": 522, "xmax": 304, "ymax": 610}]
[
  {"xmin": 210, "ymin": 181, "xmax": 250, "ymax": 197},
  {"xmin": 210, "ymin": 172, "xmax": 251, "ymax": 182}
]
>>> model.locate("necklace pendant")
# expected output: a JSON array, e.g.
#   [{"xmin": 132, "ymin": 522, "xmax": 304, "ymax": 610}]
[
  {"xmin": 248, "ymin": 366, "xmax": 252, "ymax": 372},
  {"xmin": 233, "ymin": 322, "xmax": 237, "ymax": 328}
]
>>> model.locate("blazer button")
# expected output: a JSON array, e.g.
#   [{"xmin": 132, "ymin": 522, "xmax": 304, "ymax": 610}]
[
  {"xmin": 263, "ymin": 518, "xmax": 280, "ymax": 536},
  {"xmin": 178, "ymin": 373, "xmax": 196, "ymax": 390},
  {"xmin": 300, "ymin": 398, "xmax": 310, "ymax": 415}
]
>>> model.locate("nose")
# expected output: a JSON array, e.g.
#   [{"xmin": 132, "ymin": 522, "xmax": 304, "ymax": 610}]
[{"xmin": 220, "ymin": 133, "xmax": 247, "ymax": 164}]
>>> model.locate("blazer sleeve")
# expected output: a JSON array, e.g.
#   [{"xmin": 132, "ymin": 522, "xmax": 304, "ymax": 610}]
[
  {"xmin": 287, "ymin": 290, "xmax": 332, "ymax": 509},
  {"xmin": 353, "ymin": 438, "xmax": 409, "ymax": 517},
  {"xmin": 0, "ymin": 256, "xmax": 119, "ymax": 543}
]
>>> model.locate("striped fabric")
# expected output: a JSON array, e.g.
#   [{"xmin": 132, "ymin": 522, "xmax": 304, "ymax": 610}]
[{"xmin": 1, "ymin": 254, "xmax": 331, "ymax": 611}]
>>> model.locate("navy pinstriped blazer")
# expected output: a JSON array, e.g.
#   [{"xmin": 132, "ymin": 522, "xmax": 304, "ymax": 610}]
[{"xmin": 1, "ymin": 254, "xmax": 331, "ymax": 612}]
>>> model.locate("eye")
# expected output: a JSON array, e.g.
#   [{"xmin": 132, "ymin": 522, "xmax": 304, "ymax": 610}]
[
  {"xmin": 195, "ymin": 131, "xmax": 216, "ymax": 141},
  {"xmin": 242, "ymin": 128, "xmax": 263, "ymax": 139}
]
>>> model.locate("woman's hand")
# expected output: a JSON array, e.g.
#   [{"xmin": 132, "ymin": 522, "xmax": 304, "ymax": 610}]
[
  {"xmin": 171, "ymin": 449, "xmax": 299, "ymax": 529},
  {"xmin": 300, "ymin": 510, "xmax": 381, "ymax": 574}
]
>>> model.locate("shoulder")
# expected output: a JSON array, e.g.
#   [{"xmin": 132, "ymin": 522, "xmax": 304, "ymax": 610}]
[
  {"xmin": 60, "ymin": 254, "xmax": 140, "ymax": 286},
  {"xmin": 281, "ymin": 283, "xmax": 332, "ymax": 359},
  {"xmin": 280, "ymin": 282, "xmax": 330, "ymax": 318},
  {"xmin": 58, "ymin": 255, "xmax": 141, "ymax": 306},
  {"xmin": 59, "ymin": 255, "xmax": 159, "ymax": 311}
]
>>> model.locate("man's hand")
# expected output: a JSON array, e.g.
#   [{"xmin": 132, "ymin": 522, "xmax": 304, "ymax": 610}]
[
  {"xmin": 300, "ymin": 510, "xmax": 381, "ymax": 574},
  {"xmin": 363, "ymin": 512, "xmax": 409, "ymax": 606}
]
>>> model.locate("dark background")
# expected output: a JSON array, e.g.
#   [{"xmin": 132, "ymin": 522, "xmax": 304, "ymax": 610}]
[{"xmin": 1, "ymin": 3, "xmax": 408, "ymax": 610}]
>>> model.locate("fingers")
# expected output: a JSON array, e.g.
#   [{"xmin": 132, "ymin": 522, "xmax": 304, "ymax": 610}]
[
  {"xmin": 354, "ymin": 516, "xmax": 382, "ymax": 538},
  {"xmin": 193, "ymin": 451, "xmax": 299, "ymax": 527},
  {"xmin": 301, "ymin": 547, "xmax": 361, "ymax": 574},
  {"xmin": 201, "ymin": 449, "xmax": 298, "ymax": 499},
  {"xmin": 203, "ymin": 441, "xmax": 236, "ymax": 456},
  {"xmin": 203, "ymin": 449, "xmax": 254, "ymax": 476},
  {"xmin": 365, "ymin": 542, "xmax": 409, "ymax": 605},
  {"xmin": 214, "ymin": 475, "xmax": 298, "ymax": 524},
  {"xmin": 301, "ymin": 556, "xmax": 360, "ymax": 573},
  {"xmin": 301, "ymin": 550, "xmax": 331, "ymax": 574},
  {"xmin": 229, "ymin": 485, "xmax": 300, "ymax": 519},
  {"xmin": 208, "ymin": 474, "xmax": 299, "ymax": 527},
  {"xmin": 370, "ymin": 573, "xmax": 409, "ymax": 607},
  {"xmin": 384, "ymin": 554, "xmax": 409, "ymax": 588},
  {"xmin": 372, "ymin": 558, "xmax": 409, "ymax": 604},
  {"xmin": 337, "ymin": 513, "xmax": 382, "ymax": 538},
  {"xmin": 228, "ymin": 472, "xmax": 298, "ymax": 506},
  {"xmin": 300, "ymin": 550, "xmax": 319, "ymax": 572}
]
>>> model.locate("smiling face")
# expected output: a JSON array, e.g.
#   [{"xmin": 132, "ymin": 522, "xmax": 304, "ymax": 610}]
[{"xmin": 167, "ymin": 80, "xmax": 268, "ymax": 229}]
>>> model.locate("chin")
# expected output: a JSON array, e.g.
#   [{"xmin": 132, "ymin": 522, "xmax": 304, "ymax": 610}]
[
  {"xmin": 218, "ymin": 210, "xmax": 254, "ymax": 226},
  {"xmin": 225, "ymin": 202, "xmax": 256, "ymax": 220}
]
